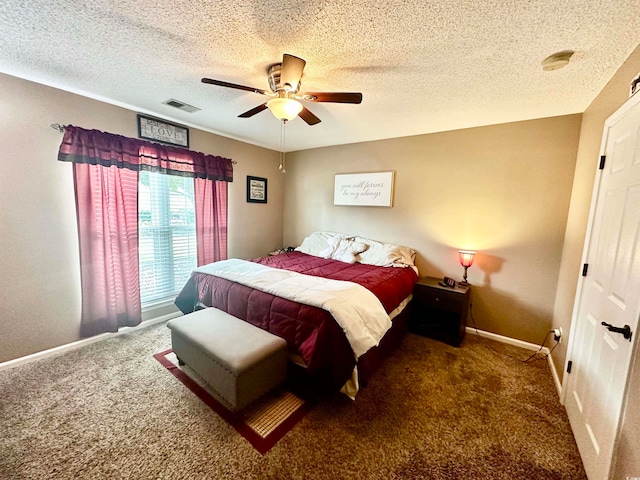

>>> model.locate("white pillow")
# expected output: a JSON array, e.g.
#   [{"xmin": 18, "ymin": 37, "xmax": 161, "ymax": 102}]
[
  {"xmin": 354, "ymin": 236, "xmax": 416, "ymax": 268},
  {"xmin": 295, "ymin": 231, "xmax": 351, "ymax": 258},
  {"xmin": 319, "ymin": 237, "xmax": 368, "ymax": 264}
]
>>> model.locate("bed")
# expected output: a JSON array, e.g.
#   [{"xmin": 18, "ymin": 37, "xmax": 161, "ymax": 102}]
[{"xmin": 174, "ymin": 232, "xmax": 419, "ymax": 396}]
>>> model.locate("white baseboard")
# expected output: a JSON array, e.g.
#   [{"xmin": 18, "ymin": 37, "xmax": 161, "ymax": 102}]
[
  {"xmin": 465, "ymin": 326, "xmax": 563, "ymax": 398},
  {"xmin": 548, "ymin": 355, "xmax": 563, "ymax": 397},
  {"xmin": 0, "ymin": 311, "xmax": 182, "ymax": 372},
  {"xmin": 3, "ymin": 318, "xmax": 565, "ymax": 400},
  {"xmin": 465, "ymin": 326, "xmax": 550, "ymax": 354}
]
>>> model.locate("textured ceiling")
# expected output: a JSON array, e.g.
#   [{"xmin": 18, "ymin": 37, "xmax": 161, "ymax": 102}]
[{"xmin": 1, "ymin": 1, "xmax": 640, "ymax": 152}]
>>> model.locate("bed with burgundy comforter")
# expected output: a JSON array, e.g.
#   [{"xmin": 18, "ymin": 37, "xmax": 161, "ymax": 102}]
[{"xmin": 174, "ymin": 250, "xmax": 418, "ymax": 394}]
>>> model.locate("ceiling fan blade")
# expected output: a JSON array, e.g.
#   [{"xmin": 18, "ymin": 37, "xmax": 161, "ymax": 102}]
[
  {"xmin": 238, "ymin": 103, "xmax": 268, "ymax": 118},
  {"xmin": 281, "ymin": 54, "xmax": 306, "ymax": 92},
  {"xmin": 201, "ymin": 78, "xmax": 269, "ymax": 95},
  {"xmin": 298, "ymin": 106, "xmax": 321, "ymax": 126},
  {"xmin": 303, "ymin": 92, "xmax": 363, "ymax": 104}
]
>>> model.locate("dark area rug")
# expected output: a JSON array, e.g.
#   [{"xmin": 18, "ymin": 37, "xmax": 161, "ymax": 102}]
[
  {"xmin": 0, "ymin": 321, "xmax": 587, "ymax": 479},
  {"xmin": 153, "ymin": 348, "xmax": 312, "ymax": 454}
]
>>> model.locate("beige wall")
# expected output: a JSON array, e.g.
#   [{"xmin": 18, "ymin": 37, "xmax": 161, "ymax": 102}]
[
  {"xmin": 0, "ymin": 72, "xmax": 284, "ymax": 363},
  {"xmin": 283, "ymin": 115, "xmax": 582, "ymax": 345}
]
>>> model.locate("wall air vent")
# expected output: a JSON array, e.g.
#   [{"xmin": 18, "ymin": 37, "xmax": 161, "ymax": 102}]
[{"xmin": 162, "ymin": 98, "xmax": 201, "ymax": 113}]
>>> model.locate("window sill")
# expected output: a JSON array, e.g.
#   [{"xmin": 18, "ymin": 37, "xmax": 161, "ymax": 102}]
[{"xmin": 142, "ymin": 299, "xmax": 180, "ymax": 321}]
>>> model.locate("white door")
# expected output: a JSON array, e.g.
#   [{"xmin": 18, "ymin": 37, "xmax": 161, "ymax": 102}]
[{"xmin": 564, "ymin": 92, "xmax": 640, "ymax": 480}]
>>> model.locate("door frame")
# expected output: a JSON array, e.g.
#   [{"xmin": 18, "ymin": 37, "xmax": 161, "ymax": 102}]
[{"xmin": 560, "ymin": 90, "xmax": 640, "ymax": 477}]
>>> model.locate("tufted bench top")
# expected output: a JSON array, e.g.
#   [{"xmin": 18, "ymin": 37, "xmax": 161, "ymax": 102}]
[{"xmin": 166, "ymin": 307, "xmax": 288, "ymax": 411}]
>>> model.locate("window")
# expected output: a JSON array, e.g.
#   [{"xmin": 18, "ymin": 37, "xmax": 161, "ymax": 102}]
[
  {"xmin": 138, "ymin": 171, "xmax": 197, "ymax": 306},
  {"xmin": 60, "ymin": 125, "xmax": 232, "ymax": 336}
]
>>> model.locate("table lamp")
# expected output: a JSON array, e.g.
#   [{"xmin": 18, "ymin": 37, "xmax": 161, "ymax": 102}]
[{"xmin": 458, "ymin": 250, "xmax": 476, "ymax": 286}]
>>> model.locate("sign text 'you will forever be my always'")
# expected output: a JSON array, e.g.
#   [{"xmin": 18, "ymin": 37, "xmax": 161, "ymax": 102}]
[{"xmin": 333, "ymin": 171, "xmax": 395, "ymax": 207}]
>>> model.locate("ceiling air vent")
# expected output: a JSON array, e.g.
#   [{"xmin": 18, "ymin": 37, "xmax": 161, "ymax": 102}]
[{"xmin": 162, "ymin": 98, "xmax": 201, "ymax": 113}]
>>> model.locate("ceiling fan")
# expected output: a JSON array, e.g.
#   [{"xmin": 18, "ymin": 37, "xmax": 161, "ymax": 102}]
[{"xmin": 201, "ymin": 54, "xmax": 363, "ymax": 126}]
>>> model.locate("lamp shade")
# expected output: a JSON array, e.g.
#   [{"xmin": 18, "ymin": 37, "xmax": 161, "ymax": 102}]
[
  {"xmin": 458, "ymin": 250, "xmax": 476, "ymax": 268},
  {"xmin": 267, "ymin": 97, "xmax": 303, "ymax": 121}
]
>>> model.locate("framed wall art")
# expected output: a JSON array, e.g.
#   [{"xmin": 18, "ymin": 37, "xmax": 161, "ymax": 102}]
[
  {"xmin": 137, "ymin": 114, "xmax": 189, "ymax": 147},
  {"xmin": 247, "ymin": 176, "xmax": 268, "ymax": 203},
  {"xmin": 334, "ymin": 171, "xmax": 395, "ymax": 207}
]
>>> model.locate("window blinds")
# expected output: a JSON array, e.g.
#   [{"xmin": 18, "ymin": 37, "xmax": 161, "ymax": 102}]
[{"xmin": 138, "ymin": 171, "xmax": 197, "ymax": 306}]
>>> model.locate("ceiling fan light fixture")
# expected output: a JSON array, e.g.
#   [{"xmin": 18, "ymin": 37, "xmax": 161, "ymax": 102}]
[
  {"xmin": 202, "ymin": 53, "xmax": 362, "ymax": 125},
  {"xmin": 542, "ymin": 50, "xmax": 574, "ymax": 71},
  {"xmin": 267, "ymin": 97, "xmax": 303, "ymax": 121}
]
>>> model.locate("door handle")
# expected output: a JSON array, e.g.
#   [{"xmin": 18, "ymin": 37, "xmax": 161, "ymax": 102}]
[{"xmin": 601, "ymin": 322, "xmax": 633, "ymax": 341}]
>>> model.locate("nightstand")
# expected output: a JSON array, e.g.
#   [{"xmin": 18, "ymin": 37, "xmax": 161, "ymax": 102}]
[{"xmin": 409, "ymin": 276, "xmax": 470, "ymax": 347}]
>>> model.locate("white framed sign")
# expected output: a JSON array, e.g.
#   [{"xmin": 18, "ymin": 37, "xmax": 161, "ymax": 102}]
[{"xmin": 334, "ymin": 171, "xmax": 395, "ymax": 207}]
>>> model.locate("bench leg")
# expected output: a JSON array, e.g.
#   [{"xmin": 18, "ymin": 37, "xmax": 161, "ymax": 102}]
[{"xmin": 176, "ymin": 356, "xmax": 185, "ymax": 366}]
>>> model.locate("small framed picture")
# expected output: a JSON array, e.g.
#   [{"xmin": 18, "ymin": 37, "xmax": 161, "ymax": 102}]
[{"xmin": 247, "ymin": 176, "xmax": 267, "ymax": 203}]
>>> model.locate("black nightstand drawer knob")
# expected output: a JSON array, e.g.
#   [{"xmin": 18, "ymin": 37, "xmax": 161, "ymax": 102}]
[{"xmin": 418, "ymin": 293, "xmax": 461, "ymax": 313}]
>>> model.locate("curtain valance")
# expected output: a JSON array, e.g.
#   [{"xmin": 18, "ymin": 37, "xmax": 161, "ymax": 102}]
[{"xmin": 58, "ymin": 125, "xmax": 233, "ymax": 182}]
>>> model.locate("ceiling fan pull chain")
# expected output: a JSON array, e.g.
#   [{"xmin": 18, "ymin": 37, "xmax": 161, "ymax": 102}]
[
  {"xmin": 278, "ymin": 119, "xmax": 283, "ymax": 170},
  {"xmin": 280, "ymin": 119, "xmax": 287, "ymax": 174}
]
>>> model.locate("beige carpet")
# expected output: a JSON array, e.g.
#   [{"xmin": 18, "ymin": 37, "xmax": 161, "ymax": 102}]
[{"xmin": 0, "ymin": 321, "xmax": 587, "ymax": 479}]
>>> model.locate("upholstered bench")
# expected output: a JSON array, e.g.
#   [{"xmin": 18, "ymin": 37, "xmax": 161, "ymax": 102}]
[{"xmin": 166, "ymin": 308, "xmax": 288, "ymax": 412}]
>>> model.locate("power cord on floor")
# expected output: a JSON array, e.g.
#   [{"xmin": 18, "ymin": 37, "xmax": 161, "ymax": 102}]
[
  {"xmin": 468, "ymin": 301, "xmax": 560, "ymax": 363},
  {"xmin": 520, "ymin": 331, "xmax": 560, "ymax": 363}
]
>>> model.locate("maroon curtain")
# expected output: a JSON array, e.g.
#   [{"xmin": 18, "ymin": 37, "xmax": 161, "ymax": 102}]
[
  {"xmin": 73, "ymin": 163, "xmax": 141, "ymax": 336},
  {"xmin": 195, "ymin": 179, "xmax": 228, "ymax": 265},
  {"xmin": 59, "ymin": 125, "xmax": 233, "ymax": 181},
  {"xmin": 59, "ymin": 125, "xmax": 233, "ymax": 337}
]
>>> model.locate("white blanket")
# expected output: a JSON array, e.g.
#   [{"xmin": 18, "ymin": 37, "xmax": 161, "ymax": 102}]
[{"xmin": 195, "ymin": 259, "xmax": 391, "ymax": 359}]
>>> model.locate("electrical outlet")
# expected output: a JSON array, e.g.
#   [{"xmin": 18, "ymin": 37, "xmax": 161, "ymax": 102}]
[{"xmin": 553, "ymin": 328, "xmax": 563, "ymax": 343}]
